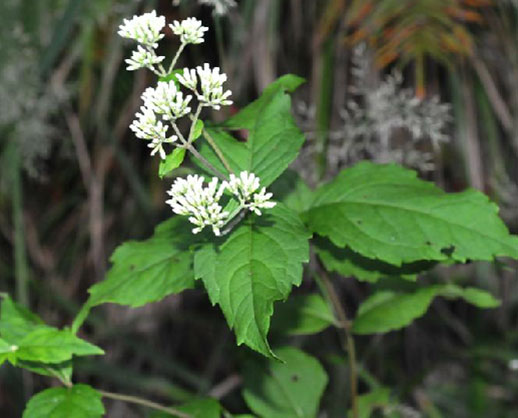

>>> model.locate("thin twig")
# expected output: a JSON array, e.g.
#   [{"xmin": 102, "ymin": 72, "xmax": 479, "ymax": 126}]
[
  {"xmin": 98, "ymin": 390, "xmax": 191, "ymax": 418},
  {"xmin": 319, "ymin": 270, "xmax": 359, "ymax": 418},
  {"xmin": 168, "ymin": 43, "xmax": 186, "ymax": 75},
  {"xmin": 200, "ymin": 128, "xmax": 233, "ymax": 174}
]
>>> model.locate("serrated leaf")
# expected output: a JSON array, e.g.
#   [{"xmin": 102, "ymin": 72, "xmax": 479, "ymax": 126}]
[
  {"xmin": 0, "ymin": 296, "xmax": 45, "ymax": 341},
  {"xmin": 242, "ymin": 346, "xmax": 328, "ymax": 418},
  {"xmin": 23, "ymin": 384, "xmax": 104, "ymax": 418},
  {"xmin": 199, "ymin": 77, "xmax": 305, "ymax": 187},
  {"xmin": 15, "ymin": 328, "xmax": 103, "ymax": 364},
  {"xmin": 314, "ymin": 237, "xmax": 434, "ymax": 283},
  {"xmin": 271, "ymin": 294, "xmax": 336, "ymax": 336},
  {"xmin": 352, "ymin": 284, "xmax": 501, "ymax": 334},
  {"xmin": 159, "ymin": 148, "xmax": 186, "ymax": 179},
  {"xmin": 306, "ymin": 162, "xmax": 518, "ymax": 266},
  {"xmin": 86, "ymin": 217, "xmax": 196, "ymax": 308},
  {"xmin": 194, "ymin": 204, "xmax": 310, "ymax": 357}
]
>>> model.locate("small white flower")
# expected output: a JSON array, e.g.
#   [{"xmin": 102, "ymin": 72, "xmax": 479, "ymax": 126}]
[
  {"xmin": 170, "ymin": 18, "xmax": 208, "ymax": 44},
  {"xmin": 142, "ymin": 81, "xmax": 192, "ymax": 120},
  {"xmin": 118, "ymin": 11, "xmax": 166, "ymax": 48},
  {"xmin": 224, "ymin": 171, "xmax": 276, "ymax": 215},
  {"xmin": 129, "ymin": 105, "xmax": 177, "ymax": 159},
  {"xmin": 196, "ymin": 63, "xmax": 233, "ymax": 109},
  {"xmin": 125, "ymin": 45, "xmax": 165, "ymax": 71},
  {"xmin": 177, "ymin": 68, "xmax": 198, "ymax": 91},
  {"xmin": 166, "ymin": 175, "xmax": 229, "ymax": 235}
]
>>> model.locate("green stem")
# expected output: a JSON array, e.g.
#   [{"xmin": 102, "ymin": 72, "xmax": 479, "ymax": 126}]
[
  {"xmin": 12, "ymin": 142, "xmax": 29, "ymax": 306},
  {"xmin": 168, "ymin": 43, "xmax": 186, "ymax": 75},
  {"xmin": 98, "ymin": 390, "xmax": 191, "ymax": 418},
  {"xmin": 171, "ymin": 123, "xmax": 227, "ymax": 180},
  {"xmin": 200, "ymin": 128, "xmax": 233, "ymax": 174},
  {"xmin": 318, "ymin": 271, "xmax": 358, "ymax": 418}
]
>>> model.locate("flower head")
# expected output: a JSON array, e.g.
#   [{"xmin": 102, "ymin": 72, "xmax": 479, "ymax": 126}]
[
  {"xmin": 142, "ymin": 81, "xmax": 192, "ymax": 120},
  {"xmin": 170, "ymin": 18, "xmax": 208, "ymax": 44},
  {"xmin": 129, "ymin": 105, "xmax": 177, "ymax": 159},
  {"xmin": 224, "ymin": 171, "xmax": 276, "ymax": 215},
  {"xmin": 166, "ymin": 175, "xmax": 229, "ymax": 235},
  {"xmin": 125, "ymin": 45, "xmax": 165, "ymax": 71},
  {"xmin": 118, "ymin": 11, "xmax": 166, "ymax": 48},
  {"xmin": 197, "ymin": 64, "xmax": 233, "ymax": 109},
  {"xmin": 177, "ymin": 68, "xmax": 198, "ymax": 90}
]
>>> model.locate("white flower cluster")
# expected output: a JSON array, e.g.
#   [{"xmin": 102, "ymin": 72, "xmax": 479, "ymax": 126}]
[
  {"xmin": 224, "ymin": 172, "xmax": 276, "ymax": 216},
  {"xmin": 170, "ymin": 18, "xmax": 208, "ymax": 44},
  {"xmin": 177, "ymin": 64, "xmax": 233, "ymax": 109},
  {"xmin": 166, "ymin": 172, "xmax": 276, "ymax": 235},
  {"xmin": 166, "ymin": 175, "xmax": 229, "ymax": 235},
  {"xmin": 118, "ymin": 12, "xmax": 208, "ymax": 73}
]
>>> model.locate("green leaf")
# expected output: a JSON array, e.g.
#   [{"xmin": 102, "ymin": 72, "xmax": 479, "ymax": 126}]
[
  {"xmin": 0, "ymin": 337, "xmax": 16, "ymax": 366},
  {"xmin": 194, "ymin": 204, "xmax": 310, "ymax": 357},
  {"xmin": 314, "ymin": 237, "xmax": 435, "ymax": 283},
  {"xmin": 16, "ymin": 360, "xmax": 73, "ymax": 384},
  {"xmin": 192, "ymin": 119, "xmax": 204, "ymax": 141},
  {"xmin": 270, "ymin": 170, "xmax": 313, "ymax": 214},
  {"xmin": 306, "ymin": 162, "xmax": 518, "ymax": 266},
  {"xmin": 222, "ymin": 74, "xmax": 305, "ymax": 129},
  {"xmin": 271, "ymin": 294, "xmax": 336, "ymax": 336},
  {"xmin": 159, "ymin": 69, "xmax": 183, "ymax": 88},
  {"xmin": 15, "ymin": 328, "xmax": 103, "ymax": 363},
  {"xmin": 23, "ymin": 384, "xmax": 105, "ymax": 418},
  {"xmin": 0, "ymin": 296, "xmax": 45, "ymax": 341},
  {"xmin": 242, "ymin": 346, "xmax": 328, "ymax": 418},
  {"xmin": 200, "ymin": 77, "xmax": 306, "ymax": 187},
  {"xmin": 85, "ymin": 217, "xmax": 196, "ymax": 308},
  {"xmin": 352, "ymin": 284, "xmax": 501, "ymax": 334},
  {"xmin": 349, "ymin": 388, "xmax": 392, "ymax": 418},
  {"xmin": 159, "ymin": 148, "xmax": 186, "ymax": 179}
]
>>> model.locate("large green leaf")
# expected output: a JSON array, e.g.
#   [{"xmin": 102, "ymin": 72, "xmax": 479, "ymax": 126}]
[
  {"xmin": 84, "ymin": 217, "xmax": 196, "ymax": 308},
  {"xmin": 352, "ymin": 284, "xmax": 501, "ymax": 334},
  {"xmin": 23, "ymin": 384, "xmax": 105, "ymax": 418},
  {"xmin": 306, "ymin": 162, "xmax": 518, "ymax": 266},
  {"xmin": 242, "ymin": 346, "xmax": 328, "ymax": 418},
  {"xmin": 271, "ymin": 294, "xmax": 336, "ymax": 336},
  {"xmin": 194, "ymin": 204, "xmax": 310, "ymax": 357},
  {"xmin": 199, "ymin": 77, "xmax": 306, "ymax": 187},
  {"xmin": 314, "ymin": 237, "xmax": 435, "ymax": 282}
]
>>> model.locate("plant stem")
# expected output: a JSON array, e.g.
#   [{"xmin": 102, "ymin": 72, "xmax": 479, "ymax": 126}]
[
  {"xmin": 98, "ymin": 390, "xmax": 191, "ymax": 418},
  {"xmin": 200, "ymin": 128, "xmax": 233, "ymax": 174},
  {"xmin": 319, "ymin": 271, "xmax": 358, "ymax": 418},
  {"xmin": 171, "ymin": 123, "xmax": 228, "ymax": 180},
  {"xmin": 168, "ymin": 43, "xmax": 186, "ymax": 75}
]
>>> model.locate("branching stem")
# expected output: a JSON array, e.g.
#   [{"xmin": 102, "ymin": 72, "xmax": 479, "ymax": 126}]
[{"xmin": 98, "ymin": 390, "xmax": 191, "ymax": 418}]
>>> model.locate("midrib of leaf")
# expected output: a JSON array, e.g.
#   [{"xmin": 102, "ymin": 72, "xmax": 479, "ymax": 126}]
[{"xmin": 315, "ymin": 199, "xmax": 515, "ymax": 250}]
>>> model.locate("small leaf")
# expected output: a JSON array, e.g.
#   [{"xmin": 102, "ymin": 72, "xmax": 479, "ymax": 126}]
[
  {"xmin": 159, "ymin": 148, "xmax": 186, "ymax": 179},
  {"xmin": 271, "ymin": 294, "xmax": 335, "ymax": 336},
  {"xmin": 306, "ymin": 162, "xmax": 518, "ymax": 266},
  {"xmin": 349, "ymin": 388, "xmax": 392, "ymax": 418},
  {"xmin": 242, "ymin": 346, "xmax": 328, "ymax": 418},
  {"xmin": 192, "ymin": 119, "xmax": 204, "ymax": 141},
  {"xmin": 16, "ymin": 360, "xmax": 73, "ymax": 384},
  {"xmin": 16, "ymin": 328, "xmax": 103, "ymax": 364},
  {"xmin": 314, "ymin": 237, "xmax": 434, "ymax": 283},
  {"xmin": 23, "ymin": 384, "xmax": 104, "ymax": 418},
  {"xmin": 0, "ymin": 337, "xmax": 17, "ymax": 366},
  {"xmin": 159, "ymin": 69, "xmax": 183, "ymax": 87},
  {"xmin": 199, "ymin": 77, "xmax": 306, "ymax": 187},
  {"xmin": 352, "ymin": 284, "xmax": 501, "ymax": 334},
  {"xmin": 195, "ymin": 204, "xmax": 310, "ymax": 357},
  {"xmin": 86, "ymin": 217, "xmax": 196, "ymax": 308}
]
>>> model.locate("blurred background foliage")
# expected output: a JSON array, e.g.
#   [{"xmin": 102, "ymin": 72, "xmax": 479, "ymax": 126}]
[{"xmin": 0, "ymin": 0, "xmax": 517, "ymax": 416}]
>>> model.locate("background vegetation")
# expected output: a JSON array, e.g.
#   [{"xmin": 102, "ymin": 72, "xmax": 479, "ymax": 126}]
[{"xmin": 0, "ymin": 0, "xmax": 517, "ymax": 416}]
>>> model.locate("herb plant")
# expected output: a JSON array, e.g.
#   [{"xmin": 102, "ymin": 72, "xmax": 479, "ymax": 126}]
[{"xmin": 3, "ymin": 11, "xmax": 517, "ymax": 418}]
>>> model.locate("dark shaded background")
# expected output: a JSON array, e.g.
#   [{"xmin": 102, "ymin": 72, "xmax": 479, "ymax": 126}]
[{"xmin": 0, "ymin": 0, "xmax": 517, "ymax": 416}]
